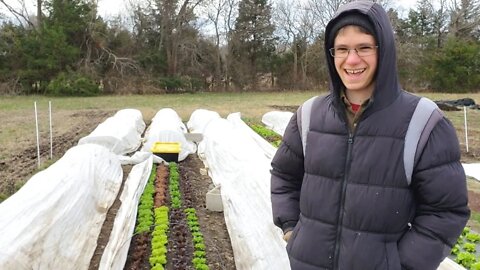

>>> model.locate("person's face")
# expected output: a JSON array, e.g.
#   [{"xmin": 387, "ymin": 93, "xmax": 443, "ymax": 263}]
[{"xmin": 333, "ymin": 25, "xmax": 378, "ymax": 95}]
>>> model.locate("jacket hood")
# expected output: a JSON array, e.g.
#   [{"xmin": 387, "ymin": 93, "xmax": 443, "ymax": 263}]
[{"xmin": 325, "ymin": 1, "xmax": 400, "ymax": 115}]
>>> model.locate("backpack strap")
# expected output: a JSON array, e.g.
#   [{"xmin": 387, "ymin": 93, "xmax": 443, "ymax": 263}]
[
  {"xmin": 404, "ymin": 97, "xmax": 443, "ymax": 185},
  {"xmin": 296, "ymin": 96, "xmax": 318, "ymax": 155},
  {"xmin": 297, "ymin": 96, "xmax": 442, "ymax": 187}
]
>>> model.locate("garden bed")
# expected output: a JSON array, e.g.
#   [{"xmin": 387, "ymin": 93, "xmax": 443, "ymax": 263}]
[{"xmin": 93, "ymin": 155, "xmax": 235, "ymax": 270}]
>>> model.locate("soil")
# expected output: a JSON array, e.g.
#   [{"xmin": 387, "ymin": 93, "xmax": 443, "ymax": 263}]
[
  {"xmin": 0, "ymin": 108, "xmax": 479, "ymax": 269},
  {"xmin": 0, "ymin": 109, "xmax": 235, "ymax": 269}
]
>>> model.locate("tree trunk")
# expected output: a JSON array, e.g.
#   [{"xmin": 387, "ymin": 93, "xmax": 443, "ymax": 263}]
[{"xmin": 37, "ymin": 0, "xmax": 42, "ymax": 26}]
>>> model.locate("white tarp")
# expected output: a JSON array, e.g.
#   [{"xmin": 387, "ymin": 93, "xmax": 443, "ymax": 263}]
[
  {"xmin": 187, "ymin": 109, "xmax": 221, "ymax": 134},
  {"xmin": 463, "ymin": 163, "xmax": 480, "ymax": 181},
  {"xmin": 0, "ymin": 144, "xmax": 122, "ymax": 270},
  {"xmin": 142, "ymin": 108, "xmax": 196, "ymax": 161},
  {"xmin": 78, "ymin": 109, "xmax": 145, "ymax": 155},
  {"xmin": 228, "ymin": 113, "xmax": 277, "ymax": 160},
  {"xmin": 261, "ymin": 111, "xmax": 294, "ymax": 136},
  {"xmin": 197, "ymin": 112, "xmax": 289, "ymax": 270},
  {"xmin": 99, "ymin": 156, "xmax": 153, "ymax": 270}
]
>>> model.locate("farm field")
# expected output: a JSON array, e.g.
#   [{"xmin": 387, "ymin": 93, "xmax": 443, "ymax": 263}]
[{"xmin": 0, "ymin": 91, "xmax": 479, "ymax": 269}]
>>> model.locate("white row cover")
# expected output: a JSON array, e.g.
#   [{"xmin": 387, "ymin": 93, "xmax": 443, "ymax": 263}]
[
  {"xmin": 142, "ymin": 108, "xmax": 197, "ymax": 161},
  {"xmin": 189, "ymin": 110, "xmax": 289, "ymax": 270},
  {"xmin": 78, "ymin": 109, "xmax": 146, "ymax": 155},
  {"xmin": 261, "ymin": 111, "xmax": 294, "ymax": 136},
  {"xmin": 0, "ymin": 107, "xmax": 197, "ymax": 270},
  {"xmin": 186, "ymin": 108, "xmax": 221, "ymax": 134},
  {"xmin": 99, "ymin": 156, "xmax": 153, "ymax": 270},
  {"xmin": 0, "ymin": 144, "xmax": 123, "ymax": 269},
  {"xmin": 463, "ymin": 163, "xmax": 480, "ymax": 181}
]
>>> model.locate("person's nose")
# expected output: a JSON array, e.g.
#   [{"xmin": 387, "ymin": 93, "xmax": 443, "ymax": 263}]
[{"xmin": 344, "ymin": 49, "xmax": 362, "ymax": 64}]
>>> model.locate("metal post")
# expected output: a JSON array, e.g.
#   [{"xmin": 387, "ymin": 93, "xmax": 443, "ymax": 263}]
[
  {"xmin": 49, "ymin": 101, "xmax": 53, "ymax": 159},
  {"xmin": 34, "ymin": 101, "xmax": 41, "ymax": 168},
  {"xmin": 464, "ymin": 106, "xmax": 469, "ymax": 153}
]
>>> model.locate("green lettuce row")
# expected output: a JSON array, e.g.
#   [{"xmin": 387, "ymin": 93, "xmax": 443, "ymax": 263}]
[
  {"xmin": 185, "ymin": 208, "xmax": 209, "ymax": 270},
  {"xmin": 149, "ymin": 206, "xmax": 170, "ymax": 269},
  {"xmin": 135, "ymin": 164, "xmax": 157, "ymax": 234},
  {"xmin": 169, "ymin": 163, "xmax": 182, "ymax": 209}
]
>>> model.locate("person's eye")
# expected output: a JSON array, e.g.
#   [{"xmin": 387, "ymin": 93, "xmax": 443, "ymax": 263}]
[
  {"xmin": 358, "ymin": 46, "xmax": 374, "ymax": 52},
  {"xmin": 336, "ymin": 47, "xmax": 349, "ymax": 52}
]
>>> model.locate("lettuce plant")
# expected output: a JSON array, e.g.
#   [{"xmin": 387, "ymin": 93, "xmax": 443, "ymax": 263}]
[
  {"xmin": 149, "ymin": 206, "xmax": 169, "ymax": 269},
  {"xmin": 135, "ymin": 165, "xmax": 156, "ymax": 234},
  {"xmin": 185, "ymin": 207, "xmax": 209, "ymax": 270},
  {"xmin": 169, "ymin": 163, "xmax": 182, "ymax": 209}
]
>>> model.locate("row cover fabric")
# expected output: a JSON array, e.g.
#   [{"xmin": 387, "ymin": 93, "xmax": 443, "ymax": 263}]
[
  {"xmin": 99, "ymin": 156, "xmax": 153, "ymax": 270},
  {"xmin": 189, "ymin": 110, "xmax": 289, "ymax": 270},
  {"xmin": 261, "ymin": 111, "xmax": 294, "ymax": 136},
  {"xmin": 78, "ymin": 109, "xmax": 146, "ymax": 155},
  {"xmin": 463, "ymin": 163, "xmax": 480, "ymax": 181},
  {"xmin": 142, "ymin": 108, "xmax": 196, "ymax": 161},
  {"xmin": 0, "ymin": 144, "xmax": 122, "ymax": 269}
]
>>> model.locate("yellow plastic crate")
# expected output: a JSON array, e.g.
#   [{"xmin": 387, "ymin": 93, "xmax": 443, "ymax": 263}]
[{"xmin": 151, "ymin": 142, "xmax": 181, "ymax": 162}]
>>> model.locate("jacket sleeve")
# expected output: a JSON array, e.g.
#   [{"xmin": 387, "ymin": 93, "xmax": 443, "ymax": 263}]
[
  {"xmin": 398, "ymin": 118, "xmax": 470, "ymax": 270},
  {"xmin": 271, "ymin": 111, "xmax": 305, "ymax": 233}
]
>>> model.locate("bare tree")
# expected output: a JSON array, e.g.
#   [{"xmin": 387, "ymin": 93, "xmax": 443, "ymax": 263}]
[
  {"xmin": 0, "ymin": 0, "xmax": 36, "ymax": 28},
  {"xmin": 275, "ymin": 0, "xmax": 301, "ymax": 83},
  {"xmin": 205, "ymin": 0, "xmax": 228, "ymax": 84},
  {"xmin": 432, "ymin": 0, "xmax": 449, "ymax": 47},
  {"xmin": 448, "ymin": 0, "xmax": 480, "ymax": 39},
  {"xmin": 307, "ymin": 0, "xmax": 347, "ymax": 31},
  {"xmin": 37, "ymin": 0, "xmax": 42, "ymax": 25},
  {"xmin": 158, "ymin": 0, "xmax": 206, "ymax": 75}
]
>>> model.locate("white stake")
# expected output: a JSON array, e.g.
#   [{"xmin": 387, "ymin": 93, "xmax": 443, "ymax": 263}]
[
  {"xmin": 464, "ymin": 106, "xmax": 469, "ymax": 153},
  {"xmin": 34, "ymin": 101, "xmax": 40, "ymax": 168},
  {"xmin": 49, "ymin": 101, "xmax": 53, "ymax": 159}
]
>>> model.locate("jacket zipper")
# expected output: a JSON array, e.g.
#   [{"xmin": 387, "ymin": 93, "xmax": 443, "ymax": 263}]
[{"xmin": 333, "ymin": 133, "xmax": 354, "ymax": 269}]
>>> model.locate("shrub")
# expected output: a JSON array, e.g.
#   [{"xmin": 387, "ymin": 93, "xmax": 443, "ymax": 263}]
[{"xmin": 46, "ymin": 71, "xmax": 100, "ymax": 96}]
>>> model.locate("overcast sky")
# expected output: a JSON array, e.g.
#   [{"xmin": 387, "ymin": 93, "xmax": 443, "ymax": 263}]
[
  {"xmin": 2, "ymin": 0, "xmax": 419, "ymax": 18},
  {"xmin": 96, "ymin": 0, "xmax": 418, "ymax": 17}
]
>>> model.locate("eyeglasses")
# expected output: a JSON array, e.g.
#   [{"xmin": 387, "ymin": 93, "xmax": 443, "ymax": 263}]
[{"xmin": 329, "ymin": 45, "xmax": 378, "ymax": 58}]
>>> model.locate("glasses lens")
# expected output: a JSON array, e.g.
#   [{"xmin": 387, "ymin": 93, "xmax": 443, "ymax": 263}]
[
  {"xmin": 357, "ymin": 46, "xmax": 376, "ymax": 57},
  {"xmin": 330, "ymin": 46, "xmax": 377, "ymax": 58}
]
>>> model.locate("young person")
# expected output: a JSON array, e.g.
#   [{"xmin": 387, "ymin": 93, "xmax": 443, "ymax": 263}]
[{"xmin": 270, "ymin": 1, "xmax": 470, "ymax": 269}]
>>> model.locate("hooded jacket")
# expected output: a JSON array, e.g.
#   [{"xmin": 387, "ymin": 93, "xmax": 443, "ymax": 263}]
[{"xmin": 270, "ymin": 2, "xmax": 470, "ymax": 270}]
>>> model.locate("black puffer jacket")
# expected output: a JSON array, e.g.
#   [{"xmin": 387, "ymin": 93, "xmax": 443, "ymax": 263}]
[{"xmin": 270, "ymin": 2, "xmax": 470, "ymax": 270}]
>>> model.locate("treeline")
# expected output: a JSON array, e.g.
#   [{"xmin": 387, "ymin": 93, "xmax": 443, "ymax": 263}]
[{"xmin": 0, "ymin": 0, "xmax": 479, "ymax": 95}]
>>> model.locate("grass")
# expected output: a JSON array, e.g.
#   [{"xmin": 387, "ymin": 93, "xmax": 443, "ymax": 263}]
[
  {"xmin": 0, "ymin": 91, "xmax": 317, "ymax": 159},
  {"xmin": 0, "ymin": 91, "xmax": 478, "ymax": 160}
]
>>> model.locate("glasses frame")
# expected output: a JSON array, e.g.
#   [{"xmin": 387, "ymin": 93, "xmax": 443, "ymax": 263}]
[{"xmin": 329, "ymin": 45, "xmax": 378, "ymax": 58}]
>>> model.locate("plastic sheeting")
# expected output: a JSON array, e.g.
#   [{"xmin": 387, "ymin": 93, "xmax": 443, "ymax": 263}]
[
  {"xmin": 99, "ymin": 156, "xmax": 153, "ymax": 270},
  {"xmin": 194, "ymin": 110, "xmax": 289, "ymax": 270},
  {"xmin": 0, "ymin": 144, "xmax": 122, "ymax": 270},
  {"xmin": 78, "ymin": 109, "xmax": 145, "ymax": 155},
  {"xmin": 261, "ymin": 111, "xmax": 294, "ymax": 136},
  {"xmin": 142, "ymin": 108, "xmax": 196, "ymax": 161}
]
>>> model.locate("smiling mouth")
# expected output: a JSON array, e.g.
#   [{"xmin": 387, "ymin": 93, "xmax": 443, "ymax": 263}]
[{"xmin": 345, "ymin": 68, "xmax": 366, "ymax": 74}]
